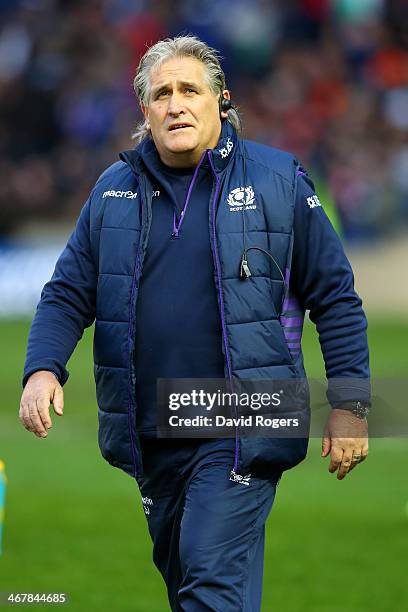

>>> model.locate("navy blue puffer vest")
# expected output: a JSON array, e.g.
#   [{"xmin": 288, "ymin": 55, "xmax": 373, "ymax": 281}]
[{"xmin": 85, "ymin": 121, "xmax": 309, "ymax": 478}]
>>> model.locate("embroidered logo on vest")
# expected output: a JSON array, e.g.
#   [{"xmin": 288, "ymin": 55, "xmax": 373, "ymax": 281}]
[
  {"xmin": 141, "ymin": 496, "xmax": 153, "ymax": 515},
  {"xmin": 307, "ymin": 195, "xmax": 321, "ymax": 208},
  {"xmin": 229, "ymin": 470, "xmax": 251, "ymax": 486},
  {"xmin": 102, "ymin": 190, "xmax": 138, "ymax": 199},
  {"xmin": 227, "ymin": 186, "xmax": 256, "ymax": 212},
  {"xmin": 218, "ymin": 137, "xmax": 233, "ymax": 159}
]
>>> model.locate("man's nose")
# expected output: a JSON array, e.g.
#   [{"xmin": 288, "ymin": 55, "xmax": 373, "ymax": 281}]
[{"xmin": 167, "ymin": 93, "xmax": 184, "ymax": 116}]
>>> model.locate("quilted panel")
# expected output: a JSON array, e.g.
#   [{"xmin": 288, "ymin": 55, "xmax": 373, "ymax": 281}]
[
  {"xmin": 94, "ymin": 320, "xmax": 128, "ymax": 368},
  {"xmin": 96, "ymin": 273, "xmax": 133, "ymax": 322},
  {"xmin": 227, "ymin": 319, "xmax": 293, "ymax": 371}
]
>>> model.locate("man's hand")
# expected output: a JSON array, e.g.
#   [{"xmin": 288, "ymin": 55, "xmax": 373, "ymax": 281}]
[
  {"xmin": 321, "ymin": 408, "xmax": 368, "ymax": 480},
  {"xmin": 19, "ymin": 370, "xmax": 64, "ymax": 438}
]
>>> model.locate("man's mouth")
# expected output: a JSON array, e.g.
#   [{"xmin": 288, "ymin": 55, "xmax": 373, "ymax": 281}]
[{"xmin": 168, "ymin": 123, "xmax": 193, "ymax": 131}]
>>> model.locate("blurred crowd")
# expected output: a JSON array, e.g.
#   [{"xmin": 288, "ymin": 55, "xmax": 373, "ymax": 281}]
[{"xmin": 1, "ymin": 0, "xmax": 408, "ymax": 242}]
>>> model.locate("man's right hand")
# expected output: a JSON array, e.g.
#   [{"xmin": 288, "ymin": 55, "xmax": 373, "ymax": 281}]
[{"xmin": 19, "ymin": 371, "xmax": 64, "ymax": 438}]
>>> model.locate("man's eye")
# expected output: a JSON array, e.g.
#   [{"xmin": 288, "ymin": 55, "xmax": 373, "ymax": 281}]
[
  {"xmin": 185, "ymin": 88, "xmax": 196, "ymax": 94},
  {"xmin": 157, "ymin": 90, "xmax": 169, "ymax": 98}
]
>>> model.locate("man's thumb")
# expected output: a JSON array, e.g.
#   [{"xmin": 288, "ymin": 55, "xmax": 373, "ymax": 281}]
[
  {"xmin": 52, "ymin": 385, "xmax": 64, "ymax": 415},
  {"xmin": 321, "ymin": 433, "xmax": 331, "ymax": 457}
]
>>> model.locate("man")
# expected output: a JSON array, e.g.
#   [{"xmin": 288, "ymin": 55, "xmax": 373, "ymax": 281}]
[{"xmin": 20, "ymin": 35, "xmax": 370, "ymax": 611}]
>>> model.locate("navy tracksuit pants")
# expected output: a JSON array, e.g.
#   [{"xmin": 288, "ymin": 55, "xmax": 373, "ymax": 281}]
[{"xmin": 136, "ymin": 438, "xmax": 281, "ymax": 611}]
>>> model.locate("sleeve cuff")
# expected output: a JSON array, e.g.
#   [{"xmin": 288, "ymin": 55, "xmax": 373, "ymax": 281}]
[
  {"xmin": 327, "ymin": 377, "xmax": 371, "ymax": 408},
  {"xmin": 22, "ymin": 362, "xmax": 69, "ymax": 388}
]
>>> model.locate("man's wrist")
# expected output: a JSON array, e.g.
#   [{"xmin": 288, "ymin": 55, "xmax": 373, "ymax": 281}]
[
  {"xmin": 28, "ymin": 370, "xmax": 59, "ymax": 383},
  {"xmin": 332, "ymin": 400, "xmax": 371, "ymax": 419}
]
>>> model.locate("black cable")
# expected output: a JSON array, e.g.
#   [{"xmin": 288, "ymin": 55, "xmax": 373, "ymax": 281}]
[
  {"xmin": 241, "ymin": 246, "xmax": 286, "ymax": 284},
  {"xmin": 240, "ymin": 141, "xmax": 250, "ymax": 278},
  {"xmin": 238, "ymin": 142, "xmax": 285, "ymax": 283}
]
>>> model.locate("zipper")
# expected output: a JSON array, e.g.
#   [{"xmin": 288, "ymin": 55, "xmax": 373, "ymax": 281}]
[
  {"xmin": 207, "ymin": 150, "xmax": 239, "ymax": 473},
  {"xmin": 127, "ymin": 245, "xmax": 141, "ymax": 478},
  {"xmin": 127, "ymin": 174, "xmax": 153, "ymax": 478},
  {"xmin": 171, "ymin": 151, "xmax": 206, "ymax": 239}
]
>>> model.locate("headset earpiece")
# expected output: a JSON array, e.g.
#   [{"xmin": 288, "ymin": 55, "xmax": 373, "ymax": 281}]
[{"xmin": 220, "ymin": 96, "xmax": 232, "ymax": 114}]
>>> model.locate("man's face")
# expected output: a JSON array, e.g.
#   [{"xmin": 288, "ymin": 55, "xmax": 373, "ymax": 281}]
[{"xmin": 141, "ymin": 56, "xmax": 229, "ymax": 167}]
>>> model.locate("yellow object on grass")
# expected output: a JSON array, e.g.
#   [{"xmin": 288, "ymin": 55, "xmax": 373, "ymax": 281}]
[{"xmin": 0, "ymin": 460, "xmax": 6, "ymax": 556}]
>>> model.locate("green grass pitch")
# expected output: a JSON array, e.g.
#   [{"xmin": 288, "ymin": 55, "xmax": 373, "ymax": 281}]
[{"xmin": 0, "ymin": 318, "xmax": 407, "ymax": 611}]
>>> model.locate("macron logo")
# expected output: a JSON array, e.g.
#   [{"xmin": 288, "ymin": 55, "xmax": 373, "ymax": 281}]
[{"xmin": 102, "ymin": 190, "xmax": 138, "ymax": 199}]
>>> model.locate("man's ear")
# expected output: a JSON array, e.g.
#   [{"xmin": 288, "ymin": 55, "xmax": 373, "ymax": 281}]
[{"xmin": 220, "ymin": 89, "xmax": 231, "ymax": 121}]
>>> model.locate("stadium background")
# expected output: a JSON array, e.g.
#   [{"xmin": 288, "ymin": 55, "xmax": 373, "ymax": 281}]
[{"xmin": 0, "ymin": 1, "xmax": 407, "ymax": 610}]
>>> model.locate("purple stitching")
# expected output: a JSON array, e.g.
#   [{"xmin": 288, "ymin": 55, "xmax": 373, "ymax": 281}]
[
  {"xmin": 208, "ymin": 151, "xmax": 239, "ymax": 472},
  {"xmin": 288, "ymin": 342, "xmax": 301, "ymax": 349},
  {"xmin": 284, "ymin": 331, "xmax": 303, "ymax": 340},
  {"xmin": 282, "ymin": 297, "xmax": 301, "ymax": 311},
  {"xmin": 172, "ymin": 151, "xmax": 206, "ymax": 238},
  {"xmin": 127, "ymin": 235, "xmax": 141, "ymax": 478},
  {"xmin": 280, "ymin": 316, "xmax": 304, "ymax": 326}
]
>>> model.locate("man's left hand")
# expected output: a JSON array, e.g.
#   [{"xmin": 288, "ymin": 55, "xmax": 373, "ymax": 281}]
[{"xmin": 321, "ymin": 409, "xmax": 369, "ymax": 480}]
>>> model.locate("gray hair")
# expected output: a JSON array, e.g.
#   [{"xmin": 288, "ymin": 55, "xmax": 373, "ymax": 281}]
[{"xmin": 132, "ymin": 35, "xmax": 242, "ymax": 143}]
